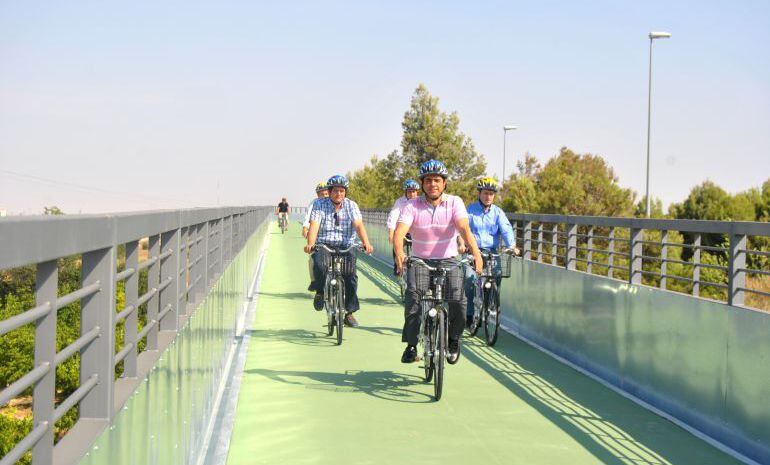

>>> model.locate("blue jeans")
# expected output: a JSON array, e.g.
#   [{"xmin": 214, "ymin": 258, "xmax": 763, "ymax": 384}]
[{"xmin": 463, "ymin": 259, "xmax": 502, "ymax": 319}]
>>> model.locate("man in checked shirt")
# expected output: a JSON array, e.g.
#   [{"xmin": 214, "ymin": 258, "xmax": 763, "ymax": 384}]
[{"xmin": 304, "ymin": 175, "xmax": 374, "ymax": 327}]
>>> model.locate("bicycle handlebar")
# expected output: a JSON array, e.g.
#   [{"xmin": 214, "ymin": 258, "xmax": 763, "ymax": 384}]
[
  {"xmin": 408, "ymin": 256, "xmax": 472, "ymax": 272},
  {"xmin": 313, "ymin": 243, "xmax": 364, "ymax": 254}
]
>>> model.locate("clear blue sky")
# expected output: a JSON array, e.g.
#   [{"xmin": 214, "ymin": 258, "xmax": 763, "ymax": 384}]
[{"xmin": 1, "ymin": 0, "xmax": 768, "ymax": 214}]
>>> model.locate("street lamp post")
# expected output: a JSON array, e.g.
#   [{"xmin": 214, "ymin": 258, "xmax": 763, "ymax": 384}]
[
  {"xmin": 502, "ymin": 125, "xmax": 518, "ymax": 182},
  {"xmin": 645, "ymin": 31, "xmax": 671, "ymax": 218}
]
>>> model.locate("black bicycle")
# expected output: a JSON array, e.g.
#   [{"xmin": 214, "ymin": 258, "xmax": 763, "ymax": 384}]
[
  {"xmin": 314, "ymin": 243, "xmax": 361, "ymax": 346},
  {"xmin": 278, "ymin": 214, "xmax": 288, "ymax": 234},
  {"xmin": 468, "ymin": 249, "xmax": 514, "ymax": 346},
  {"xmin": 410, "ymin": 256, "xmax": 470, "ymax": 401}
]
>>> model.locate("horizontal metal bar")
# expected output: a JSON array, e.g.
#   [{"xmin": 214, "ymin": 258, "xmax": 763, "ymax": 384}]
[
  {"xmin": 115, "ymin": 267, "xmax": 135, "ymax": 282},
  {"xmin": 0, "ymin": 421, "xmax": 49, "ymax": 465},
  {"xmin": 192, "ymin": 255, "xmax": 203, "ymax": 266},
  {"xmin": 157, "ymin": 303, "xmax": 173, "ymax": 321},
  {"xmin": 54, "ymin": 326, "xmax": 100, "ymax": 367},
  {"xmin": 53, "ymin": 374, "xmax": 99, "ymax": 423},
  {"xmin": 157, "ymin": 276, "xmax": 173, "ymax": 292},
  {"xmin": 136, "ymin": 287, "xmax": 158, "ymax": 308},
  {"xmin": 56, "ymin": 281, "xmax": 101, "ymax": 310},
  {"xmin": 701, "ymin": 280, "xmax": 729, "ymax": 290},
  {"xmin": 0, "ymin": 363, "xmax": 50, "ymax": 407},
  {"xmin": 196, "ymin": 235, "xmax": 204, "ymax": 244},
  {"xmin": 114, "ymin": 342, "xmax": 135, "ymax": 365},
  {"xmin": 137, "ymin": 255, "xmax": 159, "ymax": 271},
  {"xmin": 136, "ymin": 319, "xmax": 158, "ymax": 341},
  {"xmin": 746, "ymin": 249, "xmax": 770, "ymax": 258},
  {"xmin": 159, "ymin": 248, "xmax": 174, "ymax": 260},
  {"xmin": 210, "ymin": 245, "xmax": 220, "ymax": 253},
  {"xmin": 740, "ymin": 268, "xmax": 770, "ymax": 277},
  {"xmin": 639, "ymin": 255, "xmax": 727, "ymax": 271},
  {"xmin": 115, "ymin": 304, "xmax": 136, "ymax": 322},
  {"xmin": 740, "ymin": 287, "xmax": 770, "ymax": 299},
  {"xmin": 575, "ymin": 246, "xmax": 630, "ymax": 257},
  {"xmin": 0, "ymin": 302, "xmax": 52, "ymax": 337},
  {"xmin": 572, "ymin": 257, "xmax": 627, "ymax": 271}
]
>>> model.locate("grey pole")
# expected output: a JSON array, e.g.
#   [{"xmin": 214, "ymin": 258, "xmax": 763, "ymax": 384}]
[
  {"xmin": 502, "ymin": 125, "xmax": 518, "ymax": 182},
  {"xmin": 645, "ymin": 31, "xmax": 671, "ymax": 218}
]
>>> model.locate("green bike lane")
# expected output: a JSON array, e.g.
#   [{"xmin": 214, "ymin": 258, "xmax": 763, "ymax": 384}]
[{"xmin": 226, "ymin": 222, "xmax": 743, "ymax": 465}]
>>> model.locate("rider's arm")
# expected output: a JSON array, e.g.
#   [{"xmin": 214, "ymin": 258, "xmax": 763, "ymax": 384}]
[
  {"xmin": 304, "ymin": 220, "xmax": 320, "ymax": 253},
  {"xmin": 393, "ymin": 222, "xmax": 410, "ymax": 259},
  {"xmin": 497, "ymin": 209, "xmax": 516, "ymax": 249},
  {"xmin": 386, "ymin": 202, "xmax": 401, "ymax": 244},
  {"xmin": 456, "ymin": 217, "xmax": 483, "ymax": 273},
  {"xmin": 352, "ymin": 219, "xmax": 373, "ymax": 253}
]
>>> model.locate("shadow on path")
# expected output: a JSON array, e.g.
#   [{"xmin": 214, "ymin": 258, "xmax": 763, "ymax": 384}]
[
  {"xmin": 247, "ymin": 328, "xmax": 338, "ymax": 347},
  {"xmin": 245, "ymin": 368, "xmax": 433, "ymax": 403}
]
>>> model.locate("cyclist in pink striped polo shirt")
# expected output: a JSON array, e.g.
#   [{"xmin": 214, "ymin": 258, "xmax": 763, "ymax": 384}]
[{"xmin": 393, "ymin": 159, "xmax": 483, "ymax": 364}]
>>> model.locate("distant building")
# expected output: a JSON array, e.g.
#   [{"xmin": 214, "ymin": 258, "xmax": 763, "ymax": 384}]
[{"xmin": 0, "ymin": 209, "xmax": 6, "ymax": 217}]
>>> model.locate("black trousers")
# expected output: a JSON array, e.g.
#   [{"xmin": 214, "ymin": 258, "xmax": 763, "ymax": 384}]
[
  {"xmin": 402, "ymin": 257, "xmax": 465, "ymax": 346},
  {"xmin": 309, "ymin": 247, "xmax": 360, "ymax": 312}
]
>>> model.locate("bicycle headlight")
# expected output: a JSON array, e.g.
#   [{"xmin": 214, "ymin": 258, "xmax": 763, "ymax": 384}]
[
  {"xmin": 428, "ymin": 308, "xmax": 437, "ymax": 318},
  {"xmin": 484, "ymin": 281, "xmax": 491, "ymax": 289},
  {"xmin": 331, "ymin": 279, "xmax": 338, "ymax": 286}
]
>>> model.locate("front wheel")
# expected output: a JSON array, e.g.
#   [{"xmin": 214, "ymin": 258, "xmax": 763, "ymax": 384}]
[
  {"xmin": 336, "ymin": 280, "xmax": 345, "ymax": 346},
  {"xmin": 433, "ymin": 309, "xmax": 446, "ymax": 401},
  {"xmin": 484, "ymin": 284, "xmax": 501, "ymax": 346},
  {"xmin": 421, "ymin": 313, "xmax": 434, "ymax": 383},
  {"xmin": 468, "ymin": 281, "xmax": 483, "ymax": 337}
]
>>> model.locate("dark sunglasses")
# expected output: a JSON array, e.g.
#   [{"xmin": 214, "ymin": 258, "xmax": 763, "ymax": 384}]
[{"xmin": 333, "ymin": 212, "xmax": 340, "ymax": 226}]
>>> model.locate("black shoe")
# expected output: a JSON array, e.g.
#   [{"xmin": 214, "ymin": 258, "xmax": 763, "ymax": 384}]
[
  {"xmin": 466, "ymin": 316, "xmax": 473, "ymax": 329},
  {"xmin": 401, "ymin": 345, "xmax": 417, "ymax": 363},
  {"xmin": 447, "ymin": 338, "xmax": 461, "ymax": 365},
  {"xmin": 313, "ymin": 292, "xmax": 324, "ymax": 311},
  {"xmin": 343, "ymin": 312, "xmax": 359, "ymax": 327}
]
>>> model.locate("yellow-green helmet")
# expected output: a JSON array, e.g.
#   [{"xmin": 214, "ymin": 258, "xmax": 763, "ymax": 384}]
[
  {"xmin": 476, "ymin": 177, "xmax": 499, "ymax": 192},
  {"xmin": 315, "ymin": 182, "xmax": 328, "ymax": 193}
]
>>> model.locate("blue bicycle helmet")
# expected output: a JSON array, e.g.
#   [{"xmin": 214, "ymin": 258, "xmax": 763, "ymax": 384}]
[
  {"xmin": 418, "ymin": 159, "xmax": 449, "ymax": 179},
  {"xmin": 326, "ymin": 175, "xmax": 349, "ymax": 189},
  {"xmin": 402, "ymin": 179, "xmax": 419, "ymax": 191}
]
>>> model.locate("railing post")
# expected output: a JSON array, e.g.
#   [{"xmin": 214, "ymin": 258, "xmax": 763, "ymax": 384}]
[
  {"xmin": 32, "ymin": 261, "xmax": 57, "ymax": 465},
  {"xmin": 203, "ymin": 221, "xmax": 210, "ymax": 291},
  {"xmin": 586, "ymin": 226, "xmax": 594, "ymax": 274},
  {"xmin": 566, "ymin": 223, "xmax": 577, "ymax": 270},
  {"xmin": 80, "ymin": 246, "xmax": 115, "ymax": 421},
  {"xmin": 523, "ymin": 220, "xmax": 533, "ymax": 260},
  {"xmin": 147, "ymin": 234, "xmax": 160, "ymax": 350},
  {"xmin": 124, "ymin": 240, "xmax": 139, "ymax": 377},
  {"xmin": 160, "ymin": 228, "xmax": 180, "ymax": 331},
  {"xmin": 607, "ymin": 227, "xmax": 615, "ymax": 279},
  {"xmin": 551, "ymin": 224, "xmax": 558, "ymax": 265},
  {"xmin": 536, "ymin": 223, "xmax": 543, "ymax": 262},
  {"xmin": 660, "ymin": 230, "xmax": 668, "ymax": 290},
  {"xmin": 729, "ymin": 231, "xmax": 747, "ymax": 306},
  {"xmin": 630, "ymin": 227, "xmax": 643, "ymax": 285},
  {"xmin": 691, "ymin": 233, "xmax": 701, "ymax": 297}
]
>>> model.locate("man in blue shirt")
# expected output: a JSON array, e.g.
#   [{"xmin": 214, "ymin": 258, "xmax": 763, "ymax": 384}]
[
  {"xmin": 304, "ymin": 175, "xmax": 374, "ymax": 327},
  {"xmin": 464, "ymin": 177, "xmax": 518, "ymax": 327}
]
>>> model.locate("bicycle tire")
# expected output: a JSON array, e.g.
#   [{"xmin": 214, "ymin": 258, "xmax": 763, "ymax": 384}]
[
  {"xmin": 325, "ymin": 280, "xmax": 335, "ymax": 336},
  {"xmin": 434, "ymin": 309, "xmax": 445, "ymax": 401},
  {"xmin": 422, "ymin": 315, "xmax": 434, "ymax": 383},
  {"xmin": 336, "ymin": 280, "xmax": 345, "ymax": 345},
  {"xmin": 484, "ymin": 284, "xmax": 500, "ymax": 346},
  {"xmin": 468, "ymin": 282, "xmax": 482, "ymax": 337}
]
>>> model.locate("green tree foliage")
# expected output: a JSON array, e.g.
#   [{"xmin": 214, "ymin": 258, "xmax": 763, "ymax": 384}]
[
  {"xmin": 634, "ymin": 196, "xmax": 665, "ymax": 218},
  {"xmin": 43, "ymin": 206, "xmax": 63, "ymax": 215},
  {"xmin": 500, "ymin": 148, "xmax": 635, "ymax": 216},
  {"xmin": 348, "ymin": 84, "xmax": 486, "ymax": 207},
  {"xmin": 669, "ymin": 180, "xmax": 755, "ymax": 221}
]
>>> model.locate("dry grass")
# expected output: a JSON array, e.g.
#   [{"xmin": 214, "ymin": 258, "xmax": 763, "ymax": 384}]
[{"xmin": 746, "ymin": 275, "xmax": 770, "ymax": 312}]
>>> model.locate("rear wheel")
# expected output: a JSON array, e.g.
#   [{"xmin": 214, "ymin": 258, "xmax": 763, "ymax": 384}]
[
  {"xmin": 484, "ymin": 284, "xmax": 500, "ymax": 346},
  {"xmin": 468, "ymin": 281, "xmax": 483, "ymax": 337},
  {"xmin": 433, "ymin": 309, "xmax": 446, "ymax": 401}
]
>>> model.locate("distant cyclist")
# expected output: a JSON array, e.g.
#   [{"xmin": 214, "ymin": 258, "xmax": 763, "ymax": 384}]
[
  {"xmin": 276, "ymin": 197, "xmax": 290, "ymax": 230},
  {"xmin": 304, "ymin": 175, "xmax": 374, "ymax": 327},
  {"xmin": 393, "ymin": 159, "xmax": 482, "ymax": 364},
  {"xmin": 303, "ymin": 182, "xmax": 329, "ymax": 239},
  {"xmin": 464, "ymin": 177, "xmax": 518, "ymax": 327},
  {"xmin": 387, "ymin": 179, "xmax": 420, "ymax": 274}
]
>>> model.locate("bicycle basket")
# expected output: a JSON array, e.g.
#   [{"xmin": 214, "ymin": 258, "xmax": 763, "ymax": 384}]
[
  {"xmin": 411, "ymin": 261, "xmax": 465, "ymax": 302},
  {"xmin": 482, "ymin": 253, "xmax": 513, "ymax": 278}
]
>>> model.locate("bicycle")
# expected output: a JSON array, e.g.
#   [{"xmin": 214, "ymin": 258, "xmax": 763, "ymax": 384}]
[
  {"xmin": 278, "ymin": 213, "xmax": 288, "ymax": 234},
  {"xmin": 313, "ymin": 243, "xmax": 362, "ymax": 346},
  {"xmin": 397, "ymin": 237, "xmax": 412, "ymax": 302},
  {"xmin": 410, "ymin": 256, "xmax": 470, "ymax": 401},
  {"xmin": 467, "ymin": 249, "xmax": 514, "ymax": 346}
]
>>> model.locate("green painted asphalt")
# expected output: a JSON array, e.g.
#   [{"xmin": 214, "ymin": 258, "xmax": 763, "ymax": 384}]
[{"xmin": 226, "ymin": 222, "xmax": 743, "ymax": 465}]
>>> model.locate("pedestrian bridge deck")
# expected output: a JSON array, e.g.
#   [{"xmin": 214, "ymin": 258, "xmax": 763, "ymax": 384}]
[{"xmin": 225, "ymin": 223, "xmax": 742, "ymax": 465}]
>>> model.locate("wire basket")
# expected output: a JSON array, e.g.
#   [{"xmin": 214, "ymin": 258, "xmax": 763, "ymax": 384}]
[
  {"xmin": 327, "ymin": 253, "xmax": 357, "ymax": 276},
  {"xmin": 410, "ymin": 261, "xmax": 465, "ymax": 302},
  {"xmin": 481, "ymin": 252, "xmax": 513, "ymax": 278}
]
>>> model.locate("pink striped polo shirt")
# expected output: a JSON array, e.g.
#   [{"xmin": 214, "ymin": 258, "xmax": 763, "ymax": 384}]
[{"xmin": 397, "ymin": 194, "xmax": 468, "ymax": 259}]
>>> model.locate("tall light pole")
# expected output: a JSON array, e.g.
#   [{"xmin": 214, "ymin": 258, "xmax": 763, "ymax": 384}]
[
  {"xmin": 645, "ymin": 31, "xmax": 671, "ymax": 218},
  {"xmin": 502, "ymin": 125, "xmax": 518, "ymax": 182}
]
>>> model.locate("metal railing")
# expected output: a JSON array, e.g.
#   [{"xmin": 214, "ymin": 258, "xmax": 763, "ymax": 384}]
[
  {"xmin": 0, "ymin": 207, "xmax": 269, "ymax": 465},
  {"xmin": 360, "ymin": 209, "xmax": 770, "ymax": 311}
]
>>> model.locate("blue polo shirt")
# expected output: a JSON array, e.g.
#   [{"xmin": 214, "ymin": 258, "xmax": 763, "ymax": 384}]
[{"xmin": 467, "ymin": 201, "xmax": 515, "ymax": 250}]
